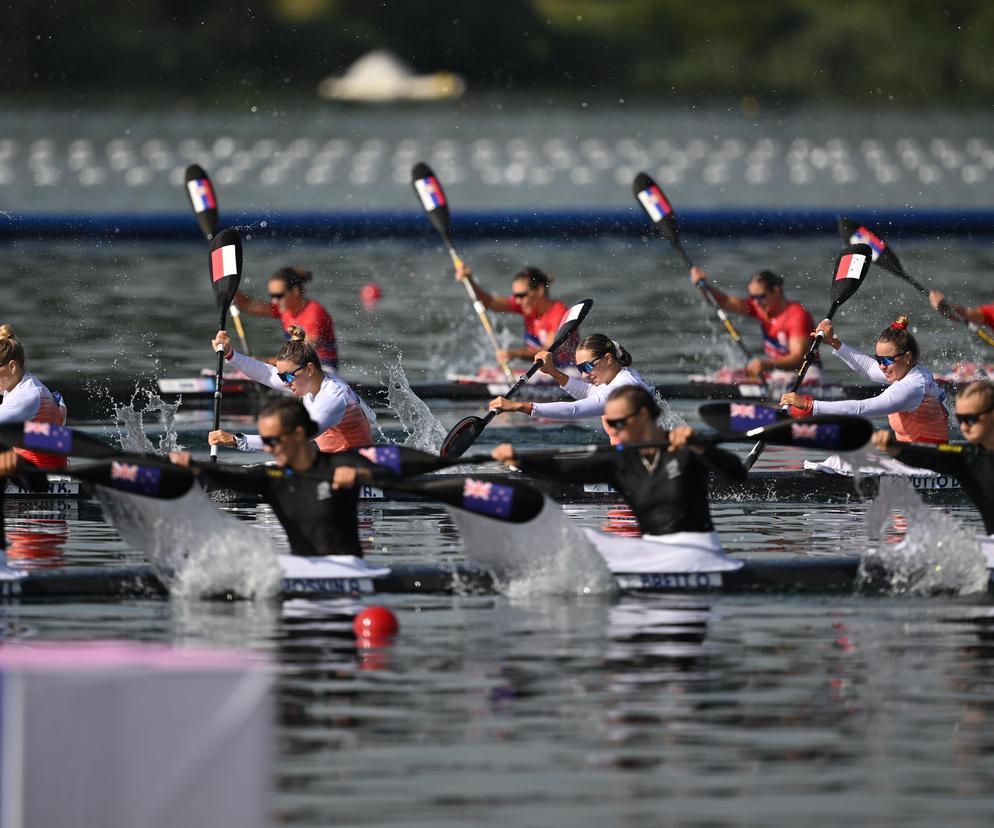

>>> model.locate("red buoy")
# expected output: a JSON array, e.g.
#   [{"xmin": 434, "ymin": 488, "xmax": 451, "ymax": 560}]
[
  {"xmin": 360, "ymin": 282, "xmax": 383, "ymax": 309},
  {"xmin": 353, "ymin": 605, "xmax": 399, "ymax": 641}
]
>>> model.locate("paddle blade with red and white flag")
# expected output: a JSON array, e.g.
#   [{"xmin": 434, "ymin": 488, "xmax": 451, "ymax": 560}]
[
  {"xmin": 837, "ymin": 218, "xmax": 905, "ymax": 278},
  {"xmin": 208, "ymin": 228, "xmax": 243, "ymax": 327},
  {"xmin": 411, "ymin": 162, "xmax": 452, "ymax": 241},
  {"xmin": 632, "ymin": 171, "xmax": 680, "ymax": 246},
  {"xmin": 828, "ymin": 243, "xmax": 872, "ymax": 315},
  {"xmin": 184, "ymin": 164, "xmax": 220, "ymax": 240}
]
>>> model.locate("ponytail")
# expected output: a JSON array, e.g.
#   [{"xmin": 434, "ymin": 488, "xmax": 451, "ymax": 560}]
[{"xmin": 0, "ymin": 325, "xmax": 25, "ymax": 367}]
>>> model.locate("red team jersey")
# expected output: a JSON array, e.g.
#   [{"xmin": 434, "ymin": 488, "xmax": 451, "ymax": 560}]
[
  {"xmin": 980, "ymin": 304, "xmax": 994, "ymax": 330},
  {"xmin": 506, "ymin": 297, "xmax": 575, "ymax": 365},
  {"xmin": 747, "ymin": 299, "xmax": 817, "ymax": 364},
  {"xmin": 272, "ymin": 300, "xmax": 338, "ymax": 369}
]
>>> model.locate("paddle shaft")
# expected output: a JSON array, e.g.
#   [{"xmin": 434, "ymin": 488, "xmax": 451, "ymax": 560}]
[
  {"xmin": 210, "ymin": 306, "xmax": 228, "ymax": 462},
  {"xmin": 889, "ymin": 263, "xmax": 994, "ymax": 349}
]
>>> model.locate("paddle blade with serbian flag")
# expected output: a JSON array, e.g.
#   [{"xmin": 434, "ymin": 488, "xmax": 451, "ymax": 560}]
[
  {"xmin": 828, "ymin": 243, "xmax": 872, "ymax": 315},
  {"xmin": 837, "ymin": 218, "xmax": 905, "ymax": 278},
  {"xmin": 184, "ymin": 164, "xmax": 219, "ymax": 240},
  {"xmin": 632, "ymin": 171, "xmax": 679, "ymax": 245},
  {"xmin": 209, "ymin": 228, "xmax": 243, "ymax": 327},
  {"xmin": 411, "ymin": 162, "xmax": 452, "ymax": 240}
]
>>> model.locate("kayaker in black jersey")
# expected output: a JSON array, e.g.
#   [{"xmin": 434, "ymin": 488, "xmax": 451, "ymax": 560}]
[
  {"xmin": 170, "ymin": 398, "xmax": 382, "ymax": 557},
  {"xmin": 491, "ymin": 385, "xmax": 747, "ymax": 535},
  {"xmin": 872, "ymin": 379, "xmax": 994, "ymax": 535}
]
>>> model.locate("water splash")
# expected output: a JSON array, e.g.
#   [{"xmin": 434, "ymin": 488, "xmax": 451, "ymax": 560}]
[
  {"xmin": 96, "ymin": 485, "xmax": 283, "ymax": 600},
  {"xmin": 115, "ymin": 393, "xmax": 184, "ymax": 455},
  {"xmin": 447, "ymin": 496, "xmax": 616, "ymax": 598},
  {"xmin": 383, "ymin": 355, "xmax": 448, "ymax": 452},
  {"xmin": 857, "ymin": 476, "xmax": 987, "ymax": 595}
]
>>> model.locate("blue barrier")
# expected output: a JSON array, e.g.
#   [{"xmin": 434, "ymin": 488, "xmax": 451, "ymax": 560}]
[{"xmin": 1, "ymin": 208, "xmax": 993, "ymax": 240}]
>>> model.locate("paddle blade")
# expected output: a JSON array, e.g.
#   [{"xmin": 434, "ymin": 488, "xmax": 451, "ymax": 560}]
[
  {"xmin": 184, "ymin": 164, "xmax": 219, "ymax": 240},
  {"xmin": 828, "ymin": 243, "xmax": 872, "ymax": 317},
  {"xmin": 411, "ymin": 162, "xmax": 451, "ymax": 240},
  {"xmin": 439, "ymin": 416, "xmax": 488, "ymax": 459},
  {"xmin": 698, "ymin": 402, "xmax": 784, "ymax": 433},
  {"xmin": 838, "ymin": 218, "xmax": 906, "ymax": 278},
  {"xmin": 396, "ymin": 475, "xmax": 545, "ymax": 524},
  {"xmin": 551, "ymin": 297, "xmax": 593, "ymax": 353},
  {"xmin": 350, "ymin": 445, "xmax": 455, "ymax": 476},
  {"xmin": 632, "ymin": 172, "xmax": 679, "ymax": 244},
  {"xmin": 697, "ymin": 404, "xmax": 873, "ymax": 451},
  {"xmin": 72, "ymin": 460, "xmax": 195, "ymax": 499},
  {"xmin": 209, "ymin": 227, "xmax": 243, "ymax": 325},
  {"xmin": 0, "ymin": 422, "xmax": 119, "ymax": 459}
]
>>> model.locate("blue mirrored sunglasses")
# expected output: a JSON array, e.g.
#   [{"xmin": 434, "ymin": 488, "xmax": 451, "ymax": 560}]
[
  {"xmin": 577, "ymin": 354, "xmax": 605, "ymax": 374},
  {"xmin": 277, "ymin": 365, "xmax": 304, "ymax": 384},
  {"xmin": 874, "ymin": 351, "xmax": 908, "ymax": 367}
]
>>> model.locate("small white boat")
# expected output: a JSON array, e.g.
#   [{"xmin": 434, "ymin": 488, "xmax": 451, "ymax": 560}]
[{"xmin": 318, "ymin": 50, "xmax": 465, "ymax": 103}]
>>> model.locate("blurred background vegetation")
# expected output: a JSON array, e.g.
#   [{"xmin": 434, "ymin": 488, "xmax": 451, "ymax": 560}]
[{"xmin": 3, "ymin": 0, "xmax": 992, "ymax": 104}]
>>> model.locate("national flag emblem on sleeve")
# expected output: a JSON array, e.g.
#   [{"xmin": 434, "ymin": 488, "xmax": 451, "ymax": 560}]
[
  {"xmin": 23, "ymin": 421, "xmax": 72, "ymax": 453},
  {"xmin": 462, "ymin": 478, "xmax": 514, "ymax": 519},
  {"xmin": 358, "ymin": 446, "xmax": 401, "ymax": 475},
  {"xmin": 414, "ymin": 176, "xmax": 446, "ymax": 211},
  {"xmin": 850, "ymin": 226, "xmax": 885, "ymax": 261},
  {"xmin": 110, "ymin": 462, "xmax": 163, "ymax": 496},
  {"xmin": 187, "ymin": 178, "xmax": 216, "ymax": 213},
  {"xmin": 729, "ymin": 403, "xmax": 778, "ymax": 430},
  {"xmin": 637, "ymin": 184, "xmax": 673, "ymax": 223},
  {"xmin": 210, "ymin": 244, "xmax": 239, "ymax": 283},
  {"xmin": 835, "ymin": 252, "xmax": 867, "ymax": 281}
]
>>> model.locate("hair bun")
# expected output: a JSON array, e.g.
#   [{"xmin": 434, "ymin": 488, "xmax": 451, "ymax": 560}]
[
  {"xmin": 287, "ymin": 324, "xmax": 307, "ymax": 341},
  {"xmin": 890, "ymin": 315, "xmax": 909, "ymax": 331}
]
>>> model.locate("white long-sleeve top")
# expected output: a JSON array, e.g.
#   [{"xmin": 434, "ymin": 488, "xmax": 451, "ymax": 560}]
[
  {"xmin": 812, "ymin": 343, "xmax": 949, "ymax": 442},
  {"xmin": 0, "ymin": 373, "xmax": 65, "ymax": 424},
  {"xmin": 530, "ymin": 367, "xmax": 654, "ymax": 421},
  {"xmin": 228, "ymin": 351, "xmax": 375, "ymax": 452}
]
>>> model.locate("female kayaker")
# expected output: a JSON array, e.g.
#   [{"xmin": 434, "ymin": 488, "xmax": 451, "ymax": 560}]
[
  {"xmin": 488, "ymin": 334, "xmax": 654, "ymax": 429},
  {"xmin": 872, "ymin": 379, "xmax": 994, "ymax": 535},
  {"xmin": 929, "ymin": 290, "xmax": 994, "ymax": 331},
  {"xmin": 173, "ymin": 398, "xmax": 380, "ymax": 557},
  {"xmin": 781, "ymin": 315, "xmax": 950, "ymax": 444},
  {"xmin": 234, "ymin": 266, "xmax": 339, "ymax": 370},
  {"xmin": 0, "ymin": 325, "xmax": 69, "ymax": 470},
  {"xmin": 492, "ymin": 385, "xmax": 746, "ymax": 541},
  {"xmin": 690, "ymin": 265, "xmax": 820, "ymax": 383},
  {"xmin": 209, "ymin": 326, "xmax": 374, "ymax": 454},
  {"xmin": 455, "ymin": 263, "xmax": 572, "ymax": 365}
]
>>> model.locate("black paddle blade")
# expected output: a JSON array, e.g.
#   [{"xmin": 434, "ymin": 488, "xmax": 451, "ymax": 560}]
[
  {"xmin": 553, "ymin": 297, "xmax": 594, "ymax": 349},
  {"xmin": 838, "ymin": 218, "xmax": 905, "ymax": 278},
  {"xmin": 698, "ymin": 402, "xmax": 784, "ymax": 433},
  {"xmin": 395, "ymin": 475, "xmax": 545, "ymax": 524},
  {"xmin": 349, "ymin": 445, "xmax": 453, "ymax": 476},
  {"xmin": 411, "ymin": 162, "xmax": 451, "ymax": 239},
  {"xmin": 828, "ymin": 243, "xmax": 872, "ymax": 316},
  {"xmin": 184, "ymin": 164, "xmax": 219, "ymax": 240},
  {"xmin": 209, "ymin": 227, "xmax": 243, "ymax": 326},
  {"xmin": 697, "ymin": 404, "xmax": 873, "ymax": 451},
  {"xmin": 439, "ymin": 416, "xmax": 488, "ymax": 459},
  {"xmin": 632, "ymin": 172, "xmax": 679, "ymax": 243},
  {"xmin": 0, "ymin": 422, "xmax": 118, "ymax": 459},
  {"xmin": 72, "ymin": 460, "xmax": 195, "ymax": 499}
]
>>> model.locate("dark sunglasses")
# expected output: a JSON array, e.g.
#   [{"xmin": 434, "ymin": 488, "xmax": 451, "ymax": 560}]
[
  {"xmin": 270, "ymin": 292, "xmax": 286, "ymax": 300},
  {"xmin": 512, "ymin": 290, "xmax": 530, "ymax": 299},
  {"xmin": 874, "ymin": 351, "xmax": 909, "ymax": 367},
  {"xmin": 956, "ymin": 404, "xmax": 994, "ymax": 426},
  {"xmin": 577, "ymin": 354, "xmax": 605, "ymax": 374},
  {"xmin": 748, "ymin": 292, "xmax": 768, "ymax": 302},
  {"xmin": 605, "ymin": 409, "xmax": 641, "ymax": 430},
  {"xmin": 277, "ymin": 365, "xmax": 305, "ymax": 385},
  {"xmin": 260, "ymin": 433, "xmax": 287, "ymax": 447}
]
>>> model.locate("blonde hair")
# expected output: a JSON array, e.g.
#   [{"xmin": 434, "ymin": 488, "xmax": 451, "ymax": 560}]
[
  {"xmin": 960, "ymin": 379, "xmax": 994, "ymax": 409},
  {"xmin": 0, "ymin": 325, "xmax": 25, "ymax": 367}
]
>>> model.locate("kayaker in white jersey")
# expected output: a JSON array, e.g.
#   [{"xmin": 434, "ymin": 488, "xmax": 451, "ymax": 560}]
[
  {"xmin": 0, "ymin": 325, "xmax": 69, "ymax": 470},
  {"xmin": 209, "ymin": 326, "xmax": 375, "ymax": 454},
  {"xmin": 781, "ymin": 314, "xmax": 949, "ymax": 444},
  {"xmin": 488, "ymin": 333, "xmax": 655, "ymax": 438}
]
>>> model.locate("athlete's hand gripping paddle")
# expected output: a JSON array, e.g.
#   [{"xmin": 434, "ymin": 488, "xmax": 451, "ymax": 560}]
[
  {"xmin": 411, "ymin": 161, "xmax": 515, "ymax": 383},
  {"xmin": 742, "ymin": 243, "xmax": 873, "ymax": 470},
  {"xmin": 207, "ymin": 228, "xmax": 243, "ymax": 461},
  {"xmin": 438, "ymin": 298, "xmax": 593, "ymax": 459}
]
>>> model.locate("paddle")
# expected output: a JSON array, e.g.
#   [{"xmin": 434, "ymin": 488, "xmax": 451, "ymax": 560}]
[
  {"xmin": 411, "ymin": 161, "xmax": 514, "ymax": 383},
  {"xmin": 743, "ymin": 243, "xmax": 873, "ymax": 470},
  {"xmin": 438, "ymin": 298, "xmax": 594, "ymax": 459},
  {"xmin": 839, "ymin": 218, "xmax": 994, "ymax": 349},
  {"xmin": 207, "ymin": 228, "xmax": 244, "ymax": 461},
  {"xmin": 633, "ymin": 171, "xmax": 756, "ymax": 369}
]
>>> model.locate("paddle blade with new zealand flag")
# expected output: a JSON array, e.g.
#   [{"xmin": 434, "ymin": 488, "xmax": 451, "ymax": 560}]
[
  {"xmin": 411, "ymin": 162, "xmax": 452, "ymax": 241},
  {"xmin": 185, "ymin": 164, "xmax": 219, "ymax": 241},
  {"xmin": 72, "ymin": 460, "xmax": 195, "ymax": 499},
  {"xmin": 395, "ymin": 475, "xmax": 545, "ymax": 523},
  {"xmin": 837, "ymin": 218, "xmax": 906, "ymax": 279},
  {"xmin": 633, "ymin": 171, "xmax": 680, "ymax": 247},
  {"xmin": 828, "ymin": 243, "xmax": 872, "ymax": 316},
  {"xmin": 208, "ymin": 227, "xmax": 243, "ymax": 328},
  {"xmin": 0, "ymin": 421, "xmax": 120, "ymax": 459}
]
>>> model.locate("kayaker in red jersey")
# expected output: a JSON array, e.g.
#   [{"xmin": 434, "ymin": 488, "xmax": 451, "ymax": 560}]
[
  {"xmin": 234, "ymin": 266, "xmax": 339, "ymax": 371},
  {"xmin": 781, "ymin": 315, "xmax": 950, "ymax": 444},
  {"xmin": 928, "ymin": 289, "xmax": 994, "ymax": 331},
  {"xmin": 0, "ymin": 325, "xmax": 68, "ymax": 470},
  {"xmin": 454, "ymin": 263, "xmax": 573, "ymax": 366},
  {"xmin": 689, "ymin": 266, "xmax": 820, "ymax": 384}
]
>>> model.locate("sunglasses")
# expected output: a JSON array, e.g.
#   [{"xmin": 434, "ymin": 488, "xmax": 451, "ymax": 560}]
[
  {"xmin": 748, "ymin": 292, "xmax": 768, "ymax": 302},
  {"xmin": 277, "ymin": 365, "xmax": 305, "ymax": 385},
  {"xmin": 270, "ymin": 292, "xmax": 286, "ymax": 300},
  {"xmin": 874, "ymin": 351, "xmax": 909, "ymax": 367},
  {"xmin": 512, "ymin": 290, "xmax": 530, "ymax": 299},
  {"xmin": 605, "ymin": 409, "xmax": 641, "ymax": 430},
  {"xmin": 577, "ymin": 354, "xmax": 605, "ymax": 375},
  {"xmin": 956, "ymin": 404, "xmax": 994, "ymax": 426},
  {"xmin": 260, "ymin": 433, "xmax": 287, "ymax": 448}
]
